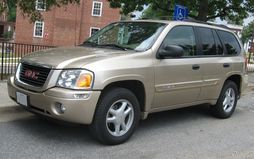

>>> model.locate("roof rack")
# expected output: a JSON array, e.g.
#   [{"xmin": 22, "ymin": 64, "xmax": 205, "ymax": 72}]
[
  {"xmin": 141, "ymin": 16, "xmax": 172, "ymax": 20},
  {"xmin": 183, "ymin": 19, "xmax": 230, "ymax": 29}
]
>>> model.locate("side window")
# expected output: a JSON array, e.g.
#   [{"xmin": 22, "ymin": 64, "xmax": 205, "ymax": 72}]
[
  {"xmin": 161, "ymin": 26, "xmax": 196, "ymax": 56},
  {"xmin": 213, "ymin": 30, "xmax": 224, "ymax": 55},
  {"xmin": 198, "ymin": 27, "xmax": 216, "ymax": 55},
  {"xmin": 218, "ymin": 30, "xmax": 241, "ymax": 55}
]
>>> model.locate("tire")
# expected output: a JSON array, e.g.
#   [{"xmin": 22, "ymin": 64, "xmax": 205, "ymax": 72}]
[
  {"xmin": 211, "ymin": 80, "xmax": 238, "ymax": 119},
  {"xmin": 90, "ymin": 87, "xmax": 140, "ymax": 145}
]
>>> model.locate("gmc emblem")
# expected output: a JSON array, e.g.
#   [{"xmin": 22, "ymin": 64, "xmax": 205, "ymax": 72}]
[{"xmin": 24, "ymin": 69, "xmax": 40, "ymax": 80}]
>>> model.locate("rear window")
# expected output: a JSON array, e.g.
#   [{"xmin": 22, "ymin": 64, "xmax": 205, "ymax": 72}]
[
  {"xmin": 218, "ymin": 30, "xmax": 241, "ymax": 55},
  {"xmin": 198, "ymin": 27, "xmax": 217, "ymax": 55}
]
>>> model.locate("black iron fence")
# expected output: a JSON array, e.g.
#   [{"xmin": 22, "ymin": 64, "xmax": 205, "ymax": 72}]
[{"xmin": 0, "ymin": 42, "xmax": 55, "ymax": 80}]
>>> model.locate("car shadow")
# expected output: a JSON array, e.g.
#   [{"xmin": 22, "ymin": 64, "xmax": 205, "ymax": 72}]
[{"xmin": 10, "ymin": 104, "xmax": 243, "ymax": 146}]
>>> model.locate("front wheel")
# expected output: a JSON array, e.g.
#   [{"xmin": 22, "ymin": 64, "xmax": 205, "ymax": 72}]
[
  {"xmin": 211, "ymin": 81, "xmax": 238, "ymax": 119},
  {"xmin": 90, "ymin": 88, "xmax": 140, "ymax": 145}
]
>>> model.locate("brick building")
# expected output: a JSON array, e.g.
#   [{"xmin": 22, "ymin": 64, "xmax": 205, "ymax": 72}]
[{"xmin": 15, "ymin": 0, "xmax": 120, "ymax": 46}]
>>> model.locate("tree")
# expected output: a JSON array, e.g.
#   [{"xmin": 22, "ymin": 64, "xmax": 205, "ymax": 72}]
[
  {"xmin": 141, "ymin": 5, "xmax": 170, "ymax": 20},
  {"xmin": 108, "ymin": 0, "xmax": 254, "ymax": 23},
  {"xmin": 0, "ymin": 0, "xmax": 80, "ymax": 22},
  {"xmin": 242, "ymin": 21, "xmax": 254, "ymax": 45},
  {"xmin": 7, "ymin": 0, "xmax": 16, "ymax": 22}
]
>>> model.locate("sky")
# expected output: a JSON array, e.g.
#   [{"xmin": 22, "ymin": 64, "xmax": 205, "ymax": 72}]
[
  {"xmin": 215, "ymin": 16, "xmax": 254, "ymax": 26},
  {"xmin": 243, "ymin": 16, "xmax": 254, "ymax": 25}
]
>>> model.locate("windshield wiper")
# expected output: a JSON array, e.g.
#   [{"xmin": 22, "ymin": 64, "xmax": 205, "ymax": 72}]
[
  {"xmin": 82, "ymin": 42, "xmax": 134, "ymax": 51},
  {"xmin": 97, "ymin": 44, "xmax": 132, "ymax": 51},
  {"xmin": 82, "ymin": 41, "xmax": 98, "ymax": 46}
]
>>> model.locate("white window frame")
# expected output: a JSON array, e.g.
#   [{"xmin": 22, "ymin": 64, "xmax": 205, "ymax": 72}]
[
  {"xmin": 91, "ymin": 1, "xmax": 103, "ymax": 17},
  {"xmin": 90, "ymin": 27, "xmax": 100, "ymax": 37},
  {"xmin": 35, "ymin": 0, "xmax": 46, "ymax": 11},
  {"xmin": 33, "ymin": 21, "xmax": 44, "ymax": 38}
]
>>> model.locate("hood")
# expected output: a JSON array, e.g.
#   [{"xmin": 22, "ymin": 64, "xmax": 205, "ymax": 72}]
[{"xmin": 21, "ymin": 46, "xmax": 134, "ymax": 69}]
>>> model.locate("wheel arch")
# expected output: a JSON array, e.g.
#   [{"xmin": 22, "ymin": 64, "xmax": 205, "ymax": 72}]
[
  {"xmin": 224, "ymin": 74, "xmax": 242, "ymax": 94},
  {"xmin": 99, "ymin": 80, "xmax": 146, "ymax": 113}
]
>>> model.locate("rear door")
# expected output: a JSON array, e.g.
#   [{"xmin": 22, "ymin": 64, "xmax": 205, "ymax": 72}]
[{"xmin": 197, "ymin": 27, "xmax": 235, "ymax": 101}]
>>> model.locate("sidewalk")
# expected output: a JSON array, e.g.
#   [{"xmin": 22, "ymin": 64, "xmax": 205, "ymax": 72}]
[
  {"xmin": 248, "ymin": 72, "xmax": 254, "ymax": 84},
  {"xmin": 0, "ymin": 81, "xmax": 17, "ymax": 109},
  {"xmin": 1, "ymin": 73, "xmax": 254, "ymax": 110}
]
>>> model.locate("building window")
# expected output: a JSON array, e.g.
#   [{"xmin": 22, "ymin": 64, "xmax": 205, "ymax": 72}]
[
  {"xmin": 35, "ymin": 0, "xmax": 46, "ymax": 11},
  {"xmin": 34, "ymin": 21, "xmax": 44, "ymax": 38},
  {"xmin": 90, "ymin": 27, "xmax": 100, "ymax": 37},
  {"xmin": 92, "ymin": 1, "xmax": 103, "ymax": 16}
]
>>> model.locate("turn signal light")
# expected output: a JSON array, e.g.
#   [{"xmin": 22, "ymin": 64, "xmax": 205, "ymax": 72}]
[{"xmin": 76, "ymin": 73, "xmax": 93, "ymax": 88}]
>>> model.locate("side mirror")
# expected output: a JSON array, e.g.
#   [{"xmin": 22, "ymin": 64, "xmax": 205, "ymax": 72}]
[{"xmin": 157, "ymin": 45, "xmax": 184, "ymax": 59}]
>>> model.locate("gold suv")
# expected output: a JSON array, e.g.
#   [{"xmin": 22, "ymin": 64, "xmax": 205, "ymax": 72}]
[{"xmin": 8, "ymin": 20, "xmax": 248, "ymax": 145}]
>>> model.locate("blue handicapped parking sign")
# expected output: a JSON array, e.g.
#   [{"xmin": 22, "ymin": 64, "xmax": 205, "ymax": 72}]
[{"xmin": 173, "ymin": 5, "xmax": 188, "ymax": 21}]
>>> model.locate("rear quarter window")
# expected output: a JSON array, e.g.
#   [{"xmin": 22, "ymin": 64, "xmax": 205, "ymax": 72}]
[{"xmin": 218, "ymin": 30, "xmax": 241, "ymax": 55}]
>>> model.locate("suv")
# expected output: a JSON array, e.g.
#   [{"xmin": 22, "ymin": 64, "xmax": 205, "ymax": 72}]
[{"xmin": 8, "ymin": 20, "xmax": 248, "ymax": 145}]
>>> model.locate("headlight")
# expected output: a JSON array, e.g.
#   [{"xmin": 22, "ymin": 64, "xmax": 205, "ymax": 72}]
[{"xmin": 57, "ymin": 70, "xmax": 94, "ymax": 90}]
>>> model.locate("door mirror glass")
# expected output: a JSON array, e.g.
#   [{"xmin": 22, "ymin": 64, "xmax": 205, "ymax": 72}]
[{"xmin": 158, "ymin": 45, "xmax": 184, "ymax": 58}]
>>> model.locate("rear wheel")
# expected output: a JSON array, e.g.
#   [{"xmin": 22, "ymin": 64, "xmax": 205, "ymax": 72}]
[
  {"xmin": 211, "ymin": 80, "xmax": 238, "ymax": 119},
  {"xmin": 90, "ymin": 87, "xmax": 140, "ymax": 145}
]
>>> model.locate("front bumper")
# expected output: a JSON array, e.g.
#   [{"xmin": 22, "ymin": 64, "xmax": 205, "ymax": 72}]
[{"xmin": 7, "ymin": 76, "xmax": 101, "ymax": 124}]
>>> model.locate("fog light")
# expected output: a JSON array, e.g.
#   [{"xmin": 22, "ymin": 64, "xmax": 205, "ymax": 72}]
[
  {"xmin": 73, "ymin": 93, "xmax": 90, "ymax": 99},
  {"xmin": 55, "ymin": 102, "xmax": 66, "ymax": 114}
]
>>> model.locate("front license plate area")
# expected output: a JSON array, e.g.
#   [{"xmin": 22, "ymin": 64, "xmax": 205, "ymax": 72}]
[{"xmin": 16, "ymin": 92, "xmax": 28, "ymax": 107}]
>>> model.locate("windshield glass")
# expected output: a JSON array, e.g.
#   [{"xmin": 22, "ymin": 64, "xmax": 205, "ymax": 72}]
[{"xmin": 84, "ymin": 22, "xmax": 167, "ymax": 52}]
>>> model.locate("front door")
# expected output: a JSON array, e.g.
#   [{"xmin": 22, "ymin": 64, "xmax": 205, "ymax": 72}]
[{"xmin": 153, "ymin": 26, "xmax": 202, "ymax": 109}]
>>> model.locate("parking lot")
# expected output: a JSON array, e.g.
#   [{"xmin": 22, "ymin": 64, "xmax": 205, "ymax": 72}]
[{"xmin": 0, "ymin": 86, "xmax": 254, "ymax": 159}]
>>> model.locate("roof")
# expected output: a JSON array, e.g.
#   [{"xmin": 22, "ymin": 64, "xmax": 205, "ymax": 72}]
[
  {"xmin": 122, "ymin": 19, "xmax": 232, "ymax": 32},
  {"xmin": 226, "ymin": 24, "xmax": 243, "ymax": 31}
]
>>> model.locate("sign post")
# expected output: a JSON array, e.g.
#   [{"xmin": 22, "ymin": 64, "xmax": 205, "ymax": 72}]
[{"xmin": 173, "ymin": 5, "xmax": 188, "ymax": 21}]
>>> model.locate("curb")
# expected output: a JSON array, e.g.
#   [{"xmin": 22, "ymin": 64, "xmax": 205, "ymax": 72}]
[{"xmin": 0, "ymin": 105, "xmax": 23, "ymax": 113}]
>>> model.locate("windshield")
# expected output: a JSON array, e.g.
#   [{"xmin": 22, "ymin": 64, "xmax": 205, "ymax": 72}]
[{"xmin": 83, "ymin": 22, "xmax": 167, "ymax": 52}]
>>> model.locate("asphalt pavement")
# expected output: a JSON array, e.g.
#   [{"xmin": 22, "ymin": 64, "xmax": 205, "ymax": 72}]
[{"xmin": 0, "ymin": 91, "xmax": 254, "ymax": 159}]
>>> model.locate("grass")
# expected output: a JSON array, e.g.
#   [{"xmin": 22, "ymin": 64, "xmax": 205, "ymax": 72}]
[
  {"xmin": 0, "ymin": 53, "xmax": 21, "ymax": 64},
  {"xmin": 0, "ymin": 54, "xmax": 21, "ymax": 64},
  {"xmin": 0, "ymin": 52, "xmax": 21, "ymax": 59}
]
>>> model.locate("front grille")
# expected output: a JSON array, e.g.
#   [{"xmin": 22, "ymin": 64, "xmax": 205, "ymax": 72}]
[{"xmin": 19, "ymin": 63, "xmax": 51, "ymax": 87}]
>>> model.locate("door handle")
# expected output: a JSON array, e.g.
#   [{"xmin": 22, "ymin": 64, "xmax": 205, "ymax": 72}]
[
  {"xmin": 223, "ymin": 63, "xmax": 230, "ymax": 68},
  {"xmin": 192, "ymin": 64, "xmax": 200, "ymax": 70}
]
